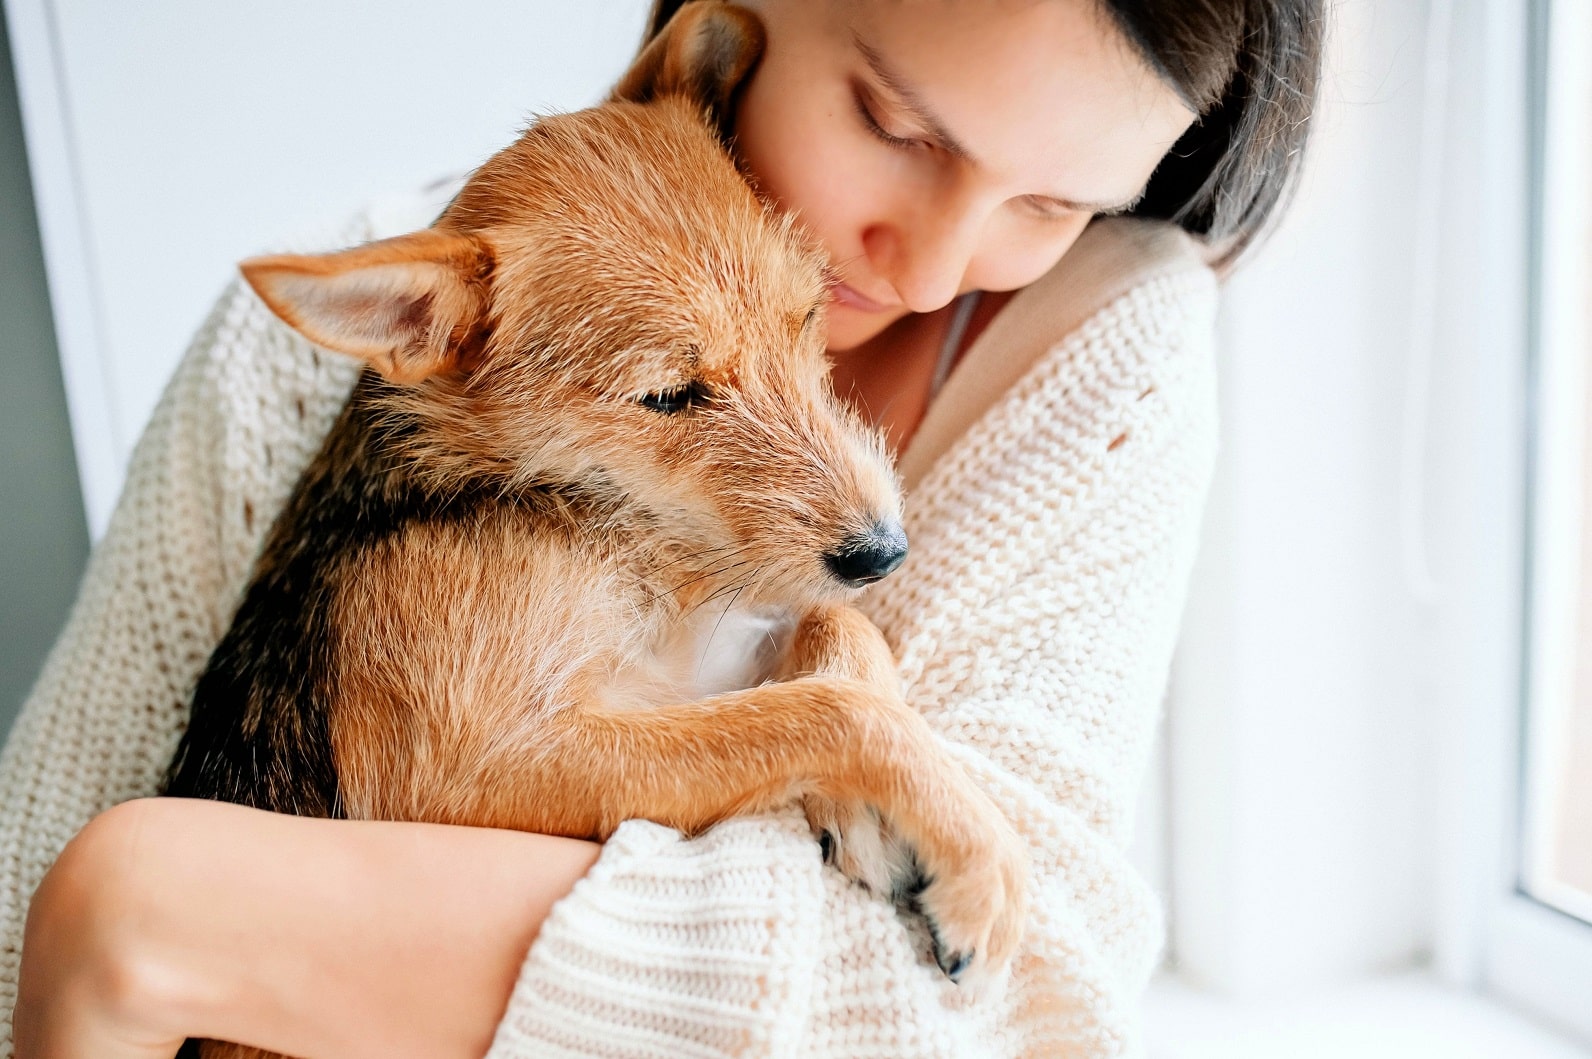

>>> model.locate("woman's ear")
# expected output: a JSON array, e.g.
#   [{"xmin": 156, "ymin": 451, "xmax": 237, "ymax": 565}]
[
  {"xmin": 611, "ymin": 1, "xmax": 765, "ymax": 117},
  {"xmin": 240, "ymin": 230, "xmax": 492, "ymax": 384}
]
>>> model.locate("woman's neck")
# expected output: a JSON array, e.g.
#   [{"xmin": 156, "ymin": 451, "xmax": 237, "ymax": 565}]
[{"xmin": 829, "ymin": 291, "xmax": 1014, "ymax": 458}]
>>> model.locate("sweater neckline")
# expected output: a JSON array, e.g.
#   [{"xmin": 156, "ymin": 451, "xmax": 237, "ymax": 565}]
[{"xmin": 895, "ymin": 217, "xmax": 1207, "ymax": 494}]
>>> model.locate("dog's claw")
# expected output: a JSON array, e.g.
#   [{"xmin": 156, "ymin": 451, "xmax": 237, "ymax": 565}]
[
  {"xmin": 803, "ymin": 796, "xmax": 914, "ymax": 896},
  {"xmin": 927, "ymin": 922, "xmax": 967, "ymax": 980},
  {"xmin": 936, "ymin": 944, "xmax": 973, "ymax": 982}
]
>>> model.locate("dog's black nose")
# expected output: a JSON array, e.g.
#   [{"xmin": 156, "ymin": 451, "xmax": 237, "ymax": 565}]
[{"xmin": 824, "ymin": 521, "xmax": 909, "ymax": 586}]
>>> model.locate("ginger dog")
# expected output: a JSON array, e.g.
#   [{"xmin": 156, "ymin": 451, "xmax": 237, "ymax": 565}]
[{"xmin": 163, "ymin": 7, "xmax": 1025, "ymax": 1053}]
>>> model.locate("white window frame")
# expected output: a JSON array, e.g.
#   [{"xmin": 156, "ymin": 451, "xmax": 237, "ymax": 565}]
[
  {"xmin": 1485, "ymin": 0, "xmax": 1592, "ymax": 1038},
  {"xmin": 1435, "ymin": 0, "xmax": 1592, "ymax": 1045},
  {"xmin": 1518, "ymin": 0, "xmax": 1592, "ymax": 931},
  {"xmin": 4, "ymin": 0, "xmax": 122, "ymax": 538}
]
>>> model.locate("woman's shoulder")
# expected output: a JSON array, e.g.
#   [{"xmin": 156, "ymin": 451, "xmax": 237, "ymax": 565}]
[
  {"xmin": 117, "ymin": 204, "xmax": 405, "ymax": 591},
  {"xmin": 897, "ymin": 218, "xmax": 1218, "ymax": 492},
  {"xmin": 990, "ymin": 215, "xmax": 1219, "ymax": 387}
]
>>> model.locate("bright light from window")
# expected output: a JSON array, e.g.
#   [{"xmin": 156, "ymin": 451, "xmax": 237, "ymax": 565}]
[{"xmin": 1519, "ymin": 0, "xmax": 1592, "ymax": 926}]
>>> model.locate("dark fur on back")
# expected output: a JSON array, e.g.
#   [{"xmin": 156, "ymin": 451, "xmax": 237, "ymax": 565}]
[
  {"xmin": 163, "ymin": 376, "xmax": 464, "ymax": 813},
  {"xmin": 160, "ymin": 375, "xmax": 599, "ymax": 813}
]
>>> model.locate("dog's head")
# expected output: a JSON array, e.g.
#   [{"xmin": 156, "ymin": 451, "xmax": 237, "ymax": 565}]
[{"xmin": 242, "ymin": 2, "xmax": 906, "ymax": 608}]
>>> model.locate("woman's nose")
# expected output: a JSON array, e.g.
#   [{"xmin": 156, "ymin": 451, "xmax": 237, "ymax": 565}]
[{"xmin": 862, "ymin": 200, "xmax": 983, "ymax": 314}]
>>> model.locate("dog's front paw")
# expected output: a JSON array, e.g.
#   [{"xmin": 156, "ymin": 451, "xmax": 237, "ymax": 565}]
[
  {"xmin": 801, "ymin": 794, "xmax": 914, "ymax": 897},
  {"xmin": 908, "ymin": 794, "xmax": 1029, "ymax": 984}
]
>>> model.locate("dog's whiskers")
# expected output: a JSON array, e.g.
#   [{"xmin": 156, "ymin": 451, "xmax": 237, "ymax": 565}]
[
  {"xmin": 687, "ymin": 561, "xmax": 769, "ymax": 620},
  {"xmin": 635, "ymin": 542, "xmax": 741, "ymax": 584},
  {"xmin": 642, "ymin": 549, "xmax": 757, "ymax": 606}
]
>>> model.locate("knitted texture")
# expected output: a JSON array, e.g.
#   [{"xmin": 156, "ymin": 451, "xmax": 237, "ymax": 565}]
[{"xmin": 0, "ymin": 211, "xmax": 1217, "ymax": 1058}]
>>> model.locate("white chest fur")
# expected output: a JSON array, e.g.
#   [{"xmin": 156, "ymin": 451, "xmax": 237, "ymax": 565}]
[{"xmin": 599, "ymin": 597, "xmax": 796, "ymax": 711}]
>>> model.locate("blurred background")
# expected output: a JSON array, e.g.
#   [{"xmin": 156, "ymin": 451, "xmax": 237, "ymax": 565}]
[{"xmin": 1, "ymin": 0, "xmax": 1587, "ymax": 1054}]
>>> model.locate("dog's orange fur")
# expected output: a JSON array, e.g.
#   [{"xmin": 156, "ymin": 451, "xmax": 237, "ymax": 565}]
[{"xmin": 204, "ymin": 7, "xmax": 1025, "ymax": 1053}]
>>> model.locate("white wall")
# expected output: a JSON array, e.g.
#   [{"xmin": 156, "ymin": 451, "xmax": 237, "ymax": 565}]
[
  {"xmin": 7, "ymin": 0, "xmax": 653, "ymax": 536},
  {"xmin": 1168, "ymin": 0, "xmax": 1454, "ymax": 992}
]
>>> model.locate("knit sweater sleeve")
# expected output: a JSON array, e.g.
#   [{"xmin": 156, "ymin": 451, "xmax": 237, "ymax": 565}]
[
  {"xmin": 486, "ymin": 263, "xmax": 1220, "ymax": 1058},
  {"xmin": 0, "ymin": 221, "xmax": 369, "ymax": 1058}
]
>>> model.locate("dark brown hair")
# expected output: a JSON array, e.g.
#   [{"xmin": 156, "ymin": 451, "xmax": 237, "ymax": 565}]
[{"xmin": 644, "ymin": 0, "xmax": 1325, "ymax": 267}]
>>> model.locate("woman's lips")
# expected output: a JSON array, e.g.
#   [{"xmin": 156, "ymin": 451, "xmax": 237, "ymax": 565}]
[{"xmin": 829, "ymin": 281, "xmax": 896, "ymax": 313}]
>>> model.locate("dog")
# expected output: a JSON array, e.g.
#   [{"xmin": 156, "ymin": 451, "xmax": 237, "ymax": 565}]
[{"xmin": 163, "ymin": 7, "xmax": 1026, "ymax": 1054}]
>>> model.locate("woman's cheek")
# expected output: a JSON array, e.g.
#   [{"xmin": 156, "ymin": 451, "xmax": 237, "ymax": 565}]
[
  {"xmin": 788, "ymin": 113, "xmax": 884, "ymax": 241},
  {"xmin": 741, "ymin": 111, "xmax": 856, "ymax": 256}
]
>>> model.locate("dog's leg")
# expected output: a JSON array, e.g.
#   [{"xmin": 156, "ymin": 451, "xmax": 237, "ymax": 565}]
[
  {"xmin": 773, "ymin": 603, "xmax": 901, "ymax": 690},
  {"xmin": 773, "ymin": 606, "xmax": 918, "ymax": 897},
  {"xmin": 526, "ymin": 673, "xmax": 1028, "ymax": 982}
]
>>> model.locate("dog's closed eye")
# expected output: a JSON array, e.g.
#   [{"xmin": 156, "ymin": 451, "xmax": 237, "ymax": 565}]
[{"xmin": 637, "ymin": 380, "xmax": 712, "ymax": 415}]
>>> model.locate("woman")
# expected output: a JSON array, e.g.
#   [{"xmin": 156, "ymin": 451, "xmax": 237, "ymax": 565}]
[{"xmin": 4, "ymin": 1, "xmax": 1321, "ymax": 1055}]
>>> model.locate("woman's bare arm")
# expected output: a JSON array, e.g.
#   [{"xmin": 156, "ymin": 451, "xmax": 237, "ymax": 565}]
[{"xmin": 15, "ymin": 798, "xmax": 600, "ymax": 1059}]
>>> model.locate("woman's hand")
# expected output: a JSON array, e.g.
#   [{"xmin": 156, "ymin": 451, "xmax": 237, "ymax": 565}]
[{"xmin": 15, "ymin": 797, "xmax": 601, "ymax": 1059}]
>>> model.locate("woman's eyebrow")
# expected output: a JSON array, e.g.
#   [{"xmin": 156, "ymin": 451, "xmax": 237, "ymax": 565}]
[{"xmin": 851, "ymin": 34, "xmax": 1144, "ymax": 215}]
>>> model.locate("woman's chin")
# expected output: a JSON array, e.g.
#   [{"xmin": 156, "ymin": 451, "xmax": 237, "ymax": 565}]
[{"xmin": 824, "ymin": 304, "xmax": 906, "ymax": 354}]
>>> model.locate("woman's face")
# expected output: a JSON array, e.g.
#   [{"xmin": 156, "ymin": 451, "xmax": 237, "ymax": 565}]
[{"xmin": 731, "ymin": 0, "xmax": 1197, "ymax": 352}]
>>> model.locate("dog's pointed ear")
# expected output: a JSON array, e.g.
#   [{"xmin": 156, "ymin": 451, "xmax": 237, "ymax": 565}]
[
  {"xmin": 611, "ymin": 1, "xmax": 765, "ymax": 116},
  {"xmin": 240, "ymin": 229, "xmax": 492, "ymax": 384}
]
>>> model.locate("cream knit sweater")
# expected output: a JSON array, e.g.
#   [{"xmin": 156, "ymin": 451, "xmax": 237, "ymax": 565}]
[{"xmin": 0, "ymin": 205, "xmax": 1217, "ymax": 1058}]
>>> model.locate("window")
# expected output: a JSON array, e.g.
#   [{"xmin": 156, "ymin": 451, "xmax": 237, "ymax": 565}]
[
  {"xmin": 1518, "ymin": 0, "xmax": 1592, "ymax": 929},
  {"xmin": 1519, "ymin": 186, "xmax": 1592, "ymax": 927},
  {"xmin": 1481, "ymin": 0, "xmax": 1592, "ymax": 1042}
]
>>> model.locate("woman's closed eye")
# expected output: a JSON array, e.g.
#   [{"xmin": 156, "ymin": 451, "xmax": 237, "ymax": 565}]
[
  {"xmin": 851, "ymin": 83, "xmax": 1086, "ymax": 226},
  {"xmin": 1018, "ymin": 195, "xmax": 1081, "ymax": 223},
  {"xmin": 852, "ymin": 86, "xmax": 933, "ymax": 152}
]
